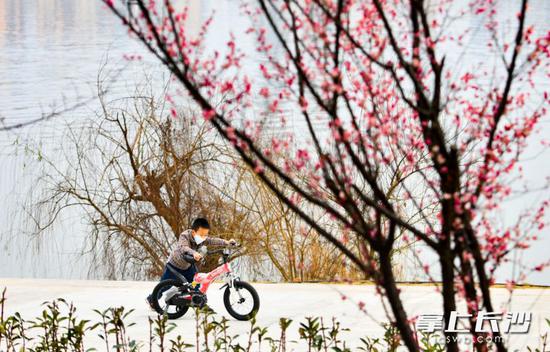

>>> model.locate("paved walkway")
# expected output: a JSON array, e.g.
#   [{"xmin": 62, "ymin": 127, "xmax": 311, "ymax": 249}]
[{"xmin": 1, "ymin": 278, "xmax": 548, "ymax": 350}]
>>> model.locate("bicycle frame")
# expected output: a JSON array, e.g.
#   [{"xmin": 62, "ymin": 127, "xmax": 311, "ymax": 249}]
[{"xmin": 190, "ymin": 252, "xmax": 238, "ymax": 294}]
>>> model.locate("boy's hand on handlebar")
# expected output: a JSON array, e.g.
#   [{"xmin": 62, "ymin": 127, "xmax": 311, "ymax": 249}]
[
  {"xmin": 227, "ymin": 239, "xmax": 237, "ymax": 246},
  {"xmin": 193, "ymin": 252, "xmax": 203, "ymax": 261}
]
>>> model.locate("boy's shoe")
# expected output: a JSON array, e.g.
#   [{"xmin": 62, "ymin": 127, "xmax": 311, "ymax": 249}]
[{"xmin": 146, "ymin": 295, "xmax": 155, "ymax": 311}]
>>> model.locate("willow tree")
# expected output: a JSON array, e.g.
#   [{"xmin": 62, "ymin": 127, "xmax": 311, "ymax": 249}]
[{"xmin": 31, "ymin": 89, "xmax": 251, "ymax": 279}]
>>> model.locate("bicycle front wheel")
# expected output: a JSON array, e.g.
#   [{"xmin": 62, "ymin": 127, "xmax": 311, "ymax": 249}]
[{"xmin": 223, "ymin": 281, "xmax": 259, "ymax": 321}]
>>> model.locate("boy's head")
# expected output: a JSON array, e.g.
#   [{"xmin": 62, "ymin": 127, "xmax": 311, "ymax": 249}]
[{"xmin": 191, "ymin": 217, "xmax": 210, "ymax": 238}]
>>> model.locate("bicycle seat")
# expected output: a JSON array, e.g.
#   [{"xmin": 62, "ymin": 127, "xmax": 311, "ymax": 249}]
[{"xmin": 166, "ymin": 262, "xmax": 190, "ymax": 283}]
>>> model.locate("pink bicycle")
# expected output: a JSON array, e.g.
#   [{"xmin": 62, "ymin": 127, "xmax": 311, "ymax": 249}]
[{"xmin": 150, "ymin": 245, "xmax": 260, "ymax": 321}]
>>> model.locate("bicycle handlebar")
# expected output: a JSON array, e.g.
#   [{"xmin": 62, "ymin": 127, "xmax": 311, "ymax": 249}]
[
  {"xmin": 182, "ymin": 243, "xmax": 241, "ymax": 264},
  {"xmin": 182, "ymin": 253, "xmax": 197, "ymax": 263}
]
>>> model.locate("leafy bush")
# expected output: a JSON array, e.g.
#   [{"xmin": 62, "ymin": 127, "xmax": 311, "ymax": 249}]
[{"xmin": 3, "ymin": 288, "xmax": 546, "ymax": 351}]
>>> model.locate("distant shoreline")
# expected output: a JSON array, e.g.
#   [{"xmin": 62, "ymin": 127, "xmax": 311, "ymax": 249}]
[{"xmin": 2, "ymin": 277, "xmax": 548, "ymax": 289}]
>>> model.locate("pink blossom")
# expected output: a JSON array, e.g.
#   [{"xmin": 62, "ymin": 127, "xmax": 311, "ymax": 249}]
[
  {"xmin": 202, "ymin": 109, "xmax": 216, "ymax": 120},
  {"xmin": 253, "ymin": 163, "xmax": 264, "ymax": 174},
  {"xmin": 259, "ymin": 87, "xmax": 269, "ymax": 98}
]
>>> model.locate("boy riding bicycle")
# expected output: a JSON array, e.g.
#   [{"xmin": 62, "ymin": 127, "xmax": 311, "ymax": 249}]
[{"xmin": 147, "ymin": 217, "xmax": 236, "ymax": 307}]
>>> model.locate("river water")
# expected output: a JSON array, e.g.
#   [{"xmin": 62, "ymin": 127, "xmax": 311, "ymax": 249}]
[{"xmin": 0, "ymin": 0, "xmax": 548, "ymax": 284}]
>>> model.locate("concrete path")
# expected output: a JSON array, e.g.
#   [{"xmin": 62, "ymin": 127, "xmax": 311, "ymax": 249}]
[{"xmin": 1, "ymin": 278, "xmax": 548, "ymax": 351}]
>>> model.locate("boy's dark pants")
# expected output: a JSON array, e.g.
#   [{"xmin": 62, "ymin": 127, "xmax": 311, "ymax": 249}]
[
  {"xmin": 147, "ymin": 263, "xmax": 197, "ymax": 303},
  {"xmin": 160, "ymin": 263, "xmax": 197, "ymax": 282}
]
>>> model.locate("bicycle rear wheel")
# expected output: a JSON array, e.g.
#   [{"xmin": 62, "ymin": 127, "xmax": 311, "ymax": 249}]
[{"xmin": 151, "ymin": 279, "xmax": 190, "ymax": 319}]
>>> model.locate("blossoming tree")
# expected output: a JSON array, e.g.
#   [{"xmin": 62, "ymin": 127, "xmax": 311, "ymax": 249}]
[{"xmin": 104, "ymin": 0, "xmax": 549, "ymax": 350}]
